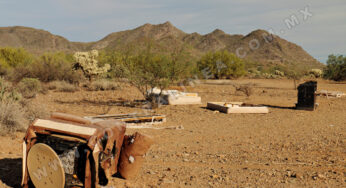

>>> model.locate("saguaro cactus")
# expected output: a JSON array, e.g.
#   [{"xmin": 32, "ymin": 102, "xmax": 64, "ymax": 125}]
[{"xmin": 73, "ymin": 50, "xmax": 110, "ymax": 81}]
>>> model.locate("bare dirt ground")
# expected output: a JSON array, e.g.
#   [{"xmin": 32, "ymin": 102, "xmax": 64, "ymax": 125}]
[{"xmin": 0, "ymin": 79, "xmax": 345, "ymax": 187}]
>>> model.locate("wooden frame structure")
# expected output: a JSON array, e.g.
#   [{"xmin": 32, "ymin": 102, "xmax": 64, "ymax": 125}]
[
  {"xmin": 207, "ymin": 102, "xmax": 269, "ymax": 114},
  {"xmin": 84, "ymin": 113, "xmax": 166, "ymax": 124}
]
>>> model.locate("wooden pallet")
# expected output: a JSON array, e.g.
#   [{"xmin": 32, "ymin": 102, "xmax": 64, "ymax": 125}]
[{"xmin": 84, "ymin": 113, "xmax": 166, "ymax": 124}]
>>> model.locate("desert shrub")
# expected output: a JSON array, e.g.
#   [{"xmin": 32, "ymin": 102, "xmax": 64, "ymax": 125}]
[
  {"xmin": 31, "ymin": 52, "xmax": 82, "ymax": 83},
  {"xmin": 17, "ymin": 78, "xmax": 41, "ymax": 98},
  {"xmin": 48, "ymin": 81, "xmax": 79, "ymax": 92},
  {"xmin": 274, "ymin": 70, "xmax": 285, "ymax": 77},
  {"xmin": 23, "ymin": 100, "xmax": 50, "ymax": 122},
  {"xmin": 0, "ymin": 77, "xmax": 22, "ymax": 102},
  {"xmin": 0, "ymin": 100, "xmax": 27, "ymax": 134},
  {"xmin": 0, "ymin": 78, "xmax": 25, "ymax": 133},
  {"xmin": 197, "ymin": 50, "xmax": 245, "ymax": 79},
  {"xmin": 0, "ymin": 47, "xmax": 33, "ymax": 68},
  {"xmin": 262, "ymin": 73, "xmax": 277, "ymax": 79},
  {"xmin": 235, "ymin": 85, "xmax": 253, "ymax": 97},
  {"xmin": 286, "ymin": 70, "xmax": 304, "ymax": 89},
  {"xmin": 0, "ymin": 47, "xmax": 35, "ymax": 81},
  {"xmin": 0, "ymin": 78, "xmax": 49, "ymax": 134},
  {"xmin": 74, "ymin": 50, "xmax": 110, "ymax": 81},
  {"xmin": 323, "ymin": 55, "xmax": 346, "ymax": 81},
  {"xmin": 86, "ymin": 79, "xmax": 118, "ymax": 91},
  {"xmin": 112, "ymin": 44, "xmax": 193, "ymax": 102},
  {"xmin": 308, "ymin": 69, "xmax": 323, "ymax": 78}
]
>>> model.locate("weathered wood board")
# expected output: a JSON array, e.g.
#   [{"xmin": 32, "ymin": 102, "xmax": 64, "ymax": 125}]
[
  {"xmin": 84, "ymin": 113, "xmax": 166, "ymax": 124},
  {"xmin": 207, "ymin": 102, "xmax": 269, "ymax": 114}
]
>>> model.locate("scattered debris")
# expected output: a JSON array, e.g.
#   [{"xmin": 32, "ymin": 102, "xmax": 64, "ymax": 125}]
[
  {"xmin": 84, "ymin": 113, "xmax": 166, "ymax": 125},
  {"xmin": 207, "ymin": 102, "xmax": 269, "ymax": 114},
  {"xmin": 317, "ymin": 90, "xmax": 345, "ymax": 98},
  {"xmin": 296, "ymin": 81, "xmax": 317, "ymax": 111},
  {"xmin": 149, "ymin": 88, "xmax": 201, "ymax": 105},
  {"xmin": 126, "ymin": 125, "xmax": 184, "ymax": 130},
  {"xmin": 22, "ymin": 112, "xmax": 153, "ymax": 188}
]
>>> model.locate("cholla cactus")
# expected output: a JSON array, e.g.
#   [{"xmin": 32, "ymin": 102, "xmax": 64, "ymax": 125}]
[
  {"xmin": 309, "ymin": 69, "xmax": 323, "ymax": 78},
  {"xmin": 274, "ymin": 70, "xmax": 285, "ymax": 77},
  {"xmin": 73, "ymin": 50, "xmax": 110, "ymax": 81}
]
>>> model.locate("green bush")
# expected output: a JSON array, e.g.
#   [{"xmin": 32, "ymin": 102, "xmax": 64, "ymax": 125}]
[
  {"xmin": 0, "ymin": 47, "xmax": 33, "ymax": 68},
  {"xmin": 17, "ymin": 78, "xmax": 41, "ymax": 98},
  {"xmin": 197, "ymin": 50, "xmax": 245, "ymax": 79},
  {"xmin": 31, "ymin": 52, "xmax": 82, "ymax": 83},
  {"xmin": 0, "ymin": 47, "xmax": 34, "ymax": 80},
  {"xmin": 323, "ymin": 55, "xmax": 346, "ymax": 81}
]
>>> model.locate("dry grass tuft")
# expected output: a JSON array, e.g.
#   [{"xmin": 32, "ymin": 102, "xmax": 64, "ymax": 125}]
[
  {"xmin": 17, "ymin": 78, "xmax": 42, "ymax": 98},
  {"xmin": 235, "ymin": 85, "xmax": 254, "ymax": 97},
  {"xmin": 85, "ymin": 79, "xmax": 119, "ymax": 91},
  {"xmin": 48, "ymin": 81, "xmax": 79, "ymax": 92},
  {"xmin": 0, "ymin": 100, "xmax": 27, "ymax": 134},
  {"xmin": 0, "ymin": 78, "xmax": 49, "ymax": 134}
]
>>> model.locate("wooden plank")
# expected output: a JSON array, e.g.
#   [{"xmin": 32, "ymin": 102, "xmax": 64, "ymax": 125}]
[
  {"xmin": 227, "ymin": 106, "xmax": 269, "ymax": 114},
  {"xmin": 85, "ymin": 114, "xmax": 166, "ymax": 124},
  {"xmin": 34, "ymin": 119, "xmax": 97, "ymax": 136},
  {"xmin": 207, "ymin": 102, "xmax": 269, "ymax": 114},
  {"xmin": 168, "ymin": 96, "xmax": 201, "ymax": 105}
]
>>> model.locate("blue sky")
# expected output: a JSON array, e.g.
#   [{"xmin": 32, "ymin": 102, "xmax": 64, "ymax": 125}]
[{"xmin": 0, "ymin": 0, "xmax": 345, "ymax": 63}]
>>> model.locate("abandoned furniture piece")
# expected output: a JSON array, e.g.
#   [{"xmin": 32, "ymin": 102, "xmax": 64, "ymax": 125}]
[
  {"xmin": 295, "ymin": 81, "xmax": 317, "ymax": 111},
  {"xmin": 149, "ymin": 88, "xmax": 202, "ymax": 105},
  {"xmin": 22, "ymin": 112, "xmax": 153, "ymax": 188},
  {"xmin": 84, "ymin": 113, "xmax": 166, "ymax": 125},
  {"xmin": 207, "ymin": 102, "xmax": 269, "ymax": 114}
]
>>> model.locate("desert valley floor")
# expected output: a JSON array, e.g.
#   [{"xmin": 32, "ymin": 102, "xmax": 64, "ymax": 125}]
[{"xmin": 0, "ymin": 79, "xmax": 345, "ymax": 187}]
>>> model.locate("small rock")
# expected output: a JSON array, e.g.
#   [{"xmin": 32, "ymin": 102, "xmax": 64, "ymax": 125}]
[
  {"xmin": 162, "ymin": 178, "xmax": 173, "ymax": 184},
  {"xmin": 317, "ymin": 173, "xmax": 325, "ymax": 179},
  {"xmin": 183, "ymin": 159, "xmax": 189, "ymax": 162},
  {"xmin": 147, "ymin": 170, "xmax": 155, "ymax": 175}
]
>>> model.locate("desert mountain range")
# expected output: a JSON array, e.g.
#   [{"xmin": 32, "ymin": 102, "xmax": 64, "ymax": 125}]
[{"xmin": 0, "ymin": 21, "xmax": 323, "ymax": 69}]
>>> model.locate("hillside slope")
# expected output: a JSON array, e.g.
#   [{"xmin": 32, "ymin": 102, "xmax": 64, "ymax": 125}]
[{"xmin": 0, "ymin": 22, "xmax": 323, "ymax": 70}]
